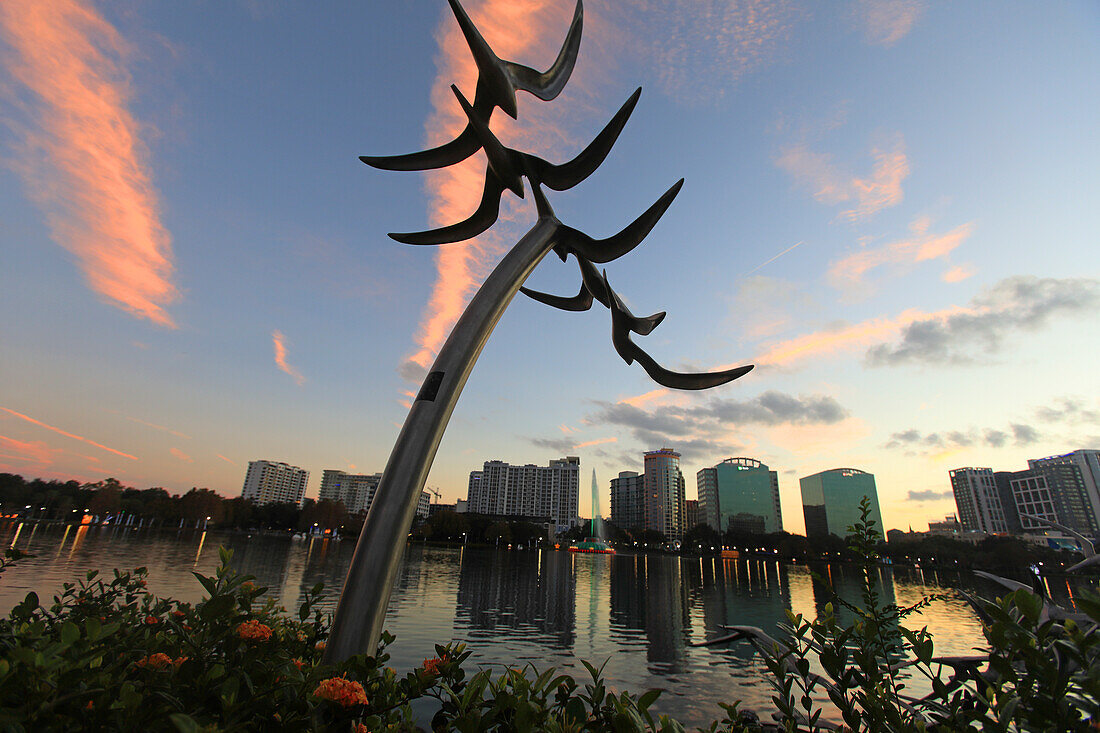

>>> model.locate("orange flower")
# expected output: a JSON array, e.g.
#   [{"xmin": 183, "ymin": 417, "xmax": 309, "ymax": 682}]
[
  {"xmin": 241, "ymin": 581, "xmax": 256, "ymax": 593},
  {"xmin": 422, "ymin": 654, "xmax": 449, "ymax": 677},
  {"xmin": 312, "ymin": 677, "xmax": 368, "ymax": 707},
  {"xmin": 292, "ymin": 658, "xmax": 305, "ymax": 670},
  {"xmin": 237, "ymin": 619, "xmax": 273, "ymax": 642},
  {"xmin": 85, "ymin": 700, "xmax": 94, "ymax": 710},
  {"xmin": 355, "ymin": 725, "xmax": 371, "ymax": 733},
  {"xmin": 138, "ymin": 578, "xmax": 147, "ymax": 588},
  {"xmin": 172, "ymin": 609, "xmax": 186, "ymax": 618},
  {"xmin": 172, "ymin": 656, "xmax": 188, "ymax": 668},
  {"xmin": 134, "ymin": 653, "xmax": 172, "ymax": 670},
  {"xmin": 314, "ymin": 641, "xmax": 326, "ymax": 652},
  {"xmin": 143, "ymin": 615, "xmax": 159, "ymax": 626}
]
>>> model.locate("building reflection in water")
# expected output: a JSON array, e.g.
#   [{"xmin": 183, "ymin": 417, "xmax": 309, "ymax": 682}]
[
  {"xmin": 455, "ymin": 547, "xmax": 576, "ymax": 650},
  {"xmin": 609, "ymin": 553, "xmax": 692, "ymax": 672}
]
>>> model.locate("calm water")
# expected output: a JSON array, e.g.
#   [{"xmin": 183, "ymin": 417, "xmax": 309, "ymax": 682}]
[{"xmin": 2, "ymin": 520, "xmax": 1095, "ymax": 727}]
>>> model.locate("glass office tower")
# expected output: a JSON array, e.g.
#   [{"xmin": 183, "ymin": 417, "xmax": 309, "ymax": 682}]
[{"xmin": 800, "ymin": 468, "xmax": 883, "ymax": 539}]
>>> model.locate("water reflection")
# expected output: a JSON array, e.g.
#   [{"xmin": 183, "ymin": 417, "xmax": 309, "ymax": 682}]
[
  {"xmin": 455, "ymin": 547, "xmax": 575, "ymax": 649},
  {"xmin": 2, "ymin": 521, "xmax": 1097, "ymax": 730}
]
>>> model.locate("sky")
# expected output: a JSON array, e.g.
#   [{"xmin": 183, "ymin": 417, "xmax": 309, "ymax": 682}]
[{"xmin": 1, "ymin": 0, "xmax": 1098, "ymax": 535}]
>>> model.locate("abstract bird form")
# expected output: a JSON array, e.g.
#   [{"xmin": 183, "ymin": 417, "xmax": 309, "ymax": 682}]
[
  {"xmin": 326, "ymin": 0, "xmax": 753, "ymax": 663},
  {"xmin": 1020, "ymin": 513, "xmax": 1100, "ymax": 573},
  {"xmin": 360, "ymin": 0, "xmax": 583, "ymax": 172}
]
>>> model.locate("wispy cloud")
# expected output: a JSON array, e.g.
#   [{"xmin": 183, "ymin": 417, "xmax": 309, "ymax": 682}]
[
  {"xmin": 942, "ymin": 264, "xmax": 975, "ymax": 283},
  {"xmin": 827, "ymin": 219, "xmax": 974, "ymax": 289},
  {"xmin": 573, "ymin": 437, "xmax": 618, "ymax": 450},
  {"xmin": 776, "ymin": 136, "xmax": 908, "ymax": 222},
  {"xmin": 216, "ymin": 453, "xmax": 237, "ymax": 466},
  {"xmin": 856, "ymin": 0, "xmax": 924, "ymax": 47},
  {"xmin": 754, "ymin": 275, "xmax": 1099, "ymax": 369},
  {"xmin": 0, "ymin": 406, "xmax": 138, "ymax": 460},
  {"xmin": 272, "ymin": 330, "xmax": 305, "ymax": 386},
  {"xmin": 0, "ymin": 434, "xmax": 54, "ymax": 465},
  {"xmin": 0, "ymin": 0, "xmax": 179, "ymax": 326},
  {"xmin": 169, "ymin": 447, "xmax": 193, "ymax": 463},
  {"xmin": 617, "ymin": 0, "xmax": 798, "ymax": 105},
  {"xmin": 122, "ymin": 414, "xmax": 190, "ymax": 440}
]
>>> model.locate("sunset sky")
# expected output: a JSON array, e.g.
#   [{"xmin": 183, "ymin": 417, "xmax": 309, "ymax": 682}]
[{"xmin": 1, "ymin": 0, "xmax": 1097, "ymax": 534}]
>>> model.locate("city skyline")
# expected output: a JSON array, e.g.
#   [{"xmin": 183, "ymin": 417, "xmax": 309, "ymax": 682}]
[{"xmin": 1, "ymin": 1, "xmax": 1098, "ymax": 535}]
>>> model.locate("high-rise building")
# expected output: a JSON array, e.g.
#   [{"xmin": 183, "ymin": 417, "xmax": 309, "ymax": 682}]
[
  {"xmin": 241, "ymin": 460, "xmax": 308, "ymax": 507},
  {"xmin": 697, "ymin": 457, "xmax": 783, "ymax": 535},
  {"xmin": 684, "ymin": 499, "xmax": 700, "ymax": 531},
  {"xmin": 1026, "ymin": 451, "xmax": 1100, "ymax": 538},
  {"xmin": 800, "ymin": 468, "xmax": 883, "ymax": 539},
  {"xmin": 319, "ymin": 469, "xmax": 431, "ymax": 519},
  {"xmin": 949, "ymin": 468, "xmax": 1007, "ymax": 534},
  {"xmin": 319, "ymin": 470, "xmax": 382, "ymax": 514},
  {"xmin": 610, "ymin": 471, "xmax": 644, "ymax": 531},
  {"xmin": 644, "ymin": 448, "xmax": 686, "ymax": 539},
  {"xmin": 466, "ymin": 456, "xmax": 580, "ymax": 532}
]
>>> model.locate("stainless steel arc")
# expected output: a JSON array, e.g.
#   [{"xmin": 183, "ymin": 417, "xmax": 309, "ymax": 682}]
[{"xmin": 323, "ymin": 216, "xmax": 560, "ymax": 662}]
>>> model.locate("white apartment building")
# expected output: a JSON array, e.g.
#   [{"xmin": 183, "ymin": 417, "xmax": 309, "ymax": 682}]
[
  {"xmin": 949, "ymin": 467, "xmax": 1007, "ymax": 533},
  {"xmin": 319, "ymin": 469, "xmax": 430, "ymax": 518},
  {"xmin": 467, "ymin": 456, "xmax": 580, "ymax": 532},
  {"xmin": 241, "ymin": 460, "xmax": 309, "ymax": 507}
]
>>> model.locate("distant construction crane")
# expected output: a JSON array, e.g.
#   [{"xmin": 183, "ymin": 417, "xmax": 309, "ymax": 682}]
[{"xmin": 428, "ymin": 488, "xmax": 442, "ymax": 504}]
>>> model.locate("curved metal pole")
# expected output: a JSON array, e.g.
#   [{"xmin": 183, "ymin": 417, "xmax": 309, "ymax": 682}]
[{"xmin": 324, "ymin": 214, "xmax": 560, "ymax": 662}]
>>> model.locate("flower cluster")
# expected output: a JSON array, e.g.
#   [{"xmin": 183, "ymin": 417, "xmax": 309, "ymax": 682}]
[
  {"xmin": 312, "ymin": 677, "xmax": 369, "ymax": 708},
  {"xmin": 236, "ymin": 619, "xmax": 273, "ymax": 642},
  {"xmin": 421, "ymin": 656, "xmax": 445, "ymax": 677},
  {"xmin": 134, "ymin": 653, "xmax": 172, "ymax": 670}
]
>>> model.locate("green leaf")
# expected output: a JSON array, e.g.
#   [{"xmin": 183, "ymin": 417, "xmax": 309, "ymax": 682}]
[
  {"xmin": 60, "ymin": 621, "xmax": 79, "ymax": 646},
  {"xmin": 638, "ymin": 689, "xmax": 661, "ymax": 711},
  {"xmin": 169, "ymin": 713, "xmax": 200, "ymax": 733},
  {"xmin": 85, "ymin": 617, "xmax": 102, "ymax": 641},
  {"xmin": 200, "ymin": 594, "xmax": 236, "ymax": 620}
]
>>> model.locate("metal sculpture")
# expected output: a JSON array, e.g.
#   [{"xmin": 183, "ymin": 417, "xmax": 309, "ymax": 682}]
[{"xmin": 324, "ymin": 0, "xmax": 753, "ymax": 662}]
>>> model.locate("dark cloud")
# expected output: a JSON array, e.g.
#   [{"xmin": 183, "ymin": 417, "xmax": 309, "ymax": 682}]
[
  {"xmin": 685, "ymin": 391, "xmax": 848, "ymax": 426},
  {"xmin": 1035, "ymin": 397, "xmax": 1100, "ymax": 424},
  {"xmin": 866, "ymin": 276, "xmax": 1099, "ymax": 367},
  {"xmin": 586, "ymin": 402, "xmax": 690, "ymax": 435},
  {"xmin": 527, "ymin": 436, "xmax": 577, "ymax": 453},
  {"xmin": 1011, "ymin": 423, "xmax": 1040, "ymax": 446},
  {"xmin": 398, "ymin": 359, "xmax": 427, "ymax": 383},
  {"xmin": 582, "ymin": 390, "xmax": 847, "ymax": 461},
  {"xmin": 907, "ymin": 489, "xmax": 953, "ymax": 502},
  {"xmin": 983, "ymin": 429, "xmax": 1007, "ymax": 448},
  {"xmin": 885, "ymin": 424, "xmax": 1029, "ymax": 453}
]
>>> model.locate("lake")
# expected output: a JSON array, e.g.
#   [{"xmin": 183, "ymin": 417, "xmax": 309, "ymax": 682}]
[{"xmin": 2, "ymin": 520, "xmax": 1094, "ymax": 727}]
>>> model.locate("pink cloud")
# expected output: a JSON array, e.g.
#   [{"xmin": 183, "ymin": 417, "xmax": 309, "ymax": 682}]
[
  {"xmin": 776, "ymin": 137, "xmax": 908, "ymax": 222},
  {"xmin": 0, "ymin": 0, "xmax": 179, "ymax": 326},
  {"xmin": 573, "ymin": 437, "xmax": 617, "ymax": 449},
  {"xmin": 0, "ymin": 434, "xmax": 54, "ymax": 465},
  {"xmin": 0, "ymin": 406, "xmax": 138, "ymax": 460},
  {"xmin": 216, "ymin": 454, "xmax": 236, "ymax": 466},
  {"xmin": 828, "ymin": 220, "xmax": 974, "ymax": 288},
  {"xmin": 942, "ymin": 264, "xmax": 975, "ymax": 283},
  {"xmin": 619, "ymin": 388, "xmax": 671, "ymax": 408},
  {"xmin": 169, "ymin": 447, "xmax": 193, "ymax": 463},
  {"xmin": 857, "ymin": 0, "xmax": 924, "ymax": 47},
  {"xmin": 271, "ymin": 330, "xmax": 305, "ymax": 386},
  {"xmin": 122, "ymin": 414, "xmax": 190, "ymax": 439}
]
